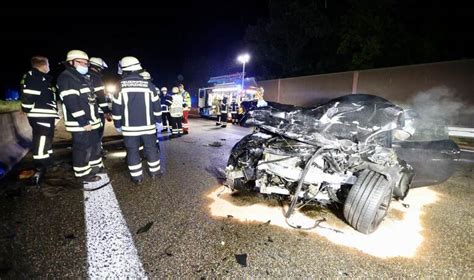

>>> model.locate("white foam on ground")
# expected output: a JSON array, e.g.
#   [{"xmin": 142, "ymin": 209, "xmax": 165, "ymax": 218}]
[
  {"xmin": 208, "ymin": 186, "xmax": 439, "ymax": 258},
  {"xmin": 84, "ymin": 174, "xmax": 147, "ymax": 278}
]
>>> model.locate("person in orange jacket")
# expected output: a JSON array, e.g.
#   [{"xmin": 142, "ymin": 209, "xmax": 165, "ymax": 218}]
[{"xmin": 179, "ymin": 83, "xmax": 191, "ymax": 134}]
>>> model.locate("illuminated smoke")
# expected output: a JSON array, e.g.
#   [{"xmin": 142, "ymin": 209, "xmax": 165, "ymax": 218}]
[{"xmin": 407, "ymin": 86, "xmax": 474, "ymax": 126}]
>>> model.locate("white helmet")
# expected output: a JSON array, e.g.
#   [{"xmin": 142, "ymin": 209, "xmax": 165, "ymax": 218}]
[
  {"xmin": 161, "ymin": 87, "xmax": 167, "ymax": 92},
  {"xmin": 139, "ymin": 71, "xmax": 151, "ymax": 80},
  {"xmin": 118, "ymin": 56, "xmax": 142, "ymax": 73},
  {"xmin": 66, "ymin": 50, "xmax": 89, "ymax": 61},
  {"xmin": 172, "ymin": 87, "xmax": 179, "ymax": 94},
  {"xmin": 89, "ymin": 57, "xmax": 108, "ymax": 69}
]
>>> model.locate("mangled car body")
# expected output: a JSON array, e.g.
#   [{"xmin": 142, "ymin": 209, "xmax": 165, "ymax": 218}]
[{"xmin": 225, "ymin": 94, "xmax": 459, "ymax": 234}]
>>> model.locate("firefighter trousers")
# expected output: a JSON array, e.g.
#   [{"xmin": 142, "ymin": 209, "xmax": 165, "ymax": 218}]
[
  {"xmin": 98, "ymin": 113, "xmax": 105, "ymax": 140},
  {"xmin": 124, "ymin": 134, "xmax": 160, "ymax": 180},
  {"xmin": 218, "ymin": 112, "xmax": 228, "ymax": 127},
  {"xmin": 28, "ymin": 117, "xmax": 55, "ymax": 170},
  {"xmin": 71, "ymin": 129, "xmax": 103, "ymax": 178},
  {"xmin": 162, "ymin": 112, "xmax": 171, "ymax": 131},
  {"xmin": 231, "ymin": 113, "xmax": 239, "ymax": 124},
  {"xmin": 170, "ymin": 116, "xmax": 183, "ymax": 136}
]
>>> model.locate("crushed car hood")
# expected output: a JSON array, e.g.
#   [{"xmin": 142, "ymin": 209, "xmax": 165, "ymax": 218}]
[{"xmin": 245, "ymin": 94, "xmax": 405, "ymax": 145}]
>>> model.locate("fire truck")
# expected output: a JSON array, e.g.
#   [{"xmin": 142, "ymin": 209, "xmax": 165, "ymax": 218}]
[{"xmin": 198, "ymin": 73, "xmax": 259, "ymax": 117}]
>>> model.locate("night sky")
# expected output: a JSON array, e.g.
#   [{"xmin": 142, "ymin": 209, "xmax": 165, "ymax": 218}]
[
  {"xmin": 0, "ymin": 1, "xmax": 269, "ymax": 96},
  {"xmin": 1, "ymin": 1, "xmax": 473, "ymax": 99}
]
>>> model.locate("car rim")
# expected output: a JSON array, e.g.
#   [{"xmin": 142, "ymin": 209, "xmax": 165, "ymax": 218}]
[{"xmin": 371, "ymin": 189, "xmax": 392, "ymax": 232}]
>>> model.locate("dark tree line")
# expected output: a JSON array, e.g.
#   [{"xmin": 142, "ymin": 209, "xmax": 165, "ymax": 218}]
[{"xmin": 245, "ymin": 0, "xmax": 473, "ymax": 80}]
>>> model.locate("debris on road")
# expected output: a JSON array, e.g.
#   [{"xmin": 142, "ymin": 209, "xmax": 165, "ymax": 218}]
[
  {"xmin": 235, "ymin": 253, "xmax": 248, "ymax": 267},
  {"xmin": 64, "ymin": 233, "xmax": 76, "ymax": 239},
  {"xmin": 164, "ymin": 245, "xmax": 173, "ymax": 256},
  {"xmin": 208, "ymin": 141, "xmax": 223, "ymax": 147},
  {"xmin": 18, "ymin": 169, "xmax": 35, "ymax": 180},
  {"xmin": 136, "ymin": 221, "xmax": 154, "ymax": 234}
]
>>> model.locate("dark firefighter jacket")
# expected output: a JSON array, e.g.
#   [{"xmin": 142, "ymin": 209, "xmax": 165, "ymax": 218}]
[
  {"xmin": 220, "ymin": 97, "xmax": 228, "ymax": 113},
  {"xmin": 20, "ymin": 68, "xmax": 59, "ymax": 119},
  {"xmin": 112, "ymin": 72, "xmax": 162, "ymax": 136},
  {"xmin": 161, "ymin": 93, "xmax": 171, "ymax": 113},
  {"xmin": 57, "ymin": 66, "xmax": 101, "ymax": 132},
  {"xmin": 230, "ymin": 101, "xmax": 239, "ymax": 113}
]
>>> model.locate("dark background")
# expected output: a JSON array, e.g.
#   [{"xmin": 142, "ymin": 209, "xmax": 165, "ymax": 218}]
[{"xmin": 1, "ymin": 0, "xmax": 472, "ymax": 101}]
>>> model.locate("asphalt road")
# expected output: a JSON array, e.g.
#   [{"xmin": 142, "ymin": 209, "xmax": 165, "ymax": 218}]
[{"xmin": 0, "ymin": 118, "xmax": 473, "ymax": 278}]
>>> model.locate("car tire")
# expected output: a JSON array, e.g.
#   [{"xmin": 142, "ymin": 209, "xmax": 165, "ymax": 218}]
[{"xmin": 343, "ymin": 170, "xmax": 393, "ymax": 234}]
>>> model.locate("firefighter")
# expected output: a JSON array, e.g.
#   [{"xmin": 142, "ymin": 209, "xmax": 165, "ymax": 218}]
[
  {"xmin": 89, "ymin": 57, "xmax": 111, "ymax": 155},
  {"xmin": 160, "ymin": 87, "xmax": 171, "ymax": 133},
  {"xmin": 256, "ymin": 87, "xmax": 268, "ymax": 107},
  {"xmin": 139, "ymin": 71, "xmax": 162, "ymax": 147},
  {"xmin": 112, "ymin": 57, "xmax": 162, "ymax": 184},
  {"xmin": 167, "ymin": 86, "xmax": 183, "ymax": 138},
  {"xmin": 213, "ymin": 95, "xmax": 221, "ymax": 126},
  {"xmin": 20, "ymin": 56, "xmax": 59, "ymax": 185},
  {"xmin": 237, "ymin": 97, "xmax": 245, "ymax": 123},
  {"xmin": 230, "ymin": 97, "xmax": 240, "ymax": 124},
  {"xmin": 179, "ymin": 83, "xmax": 191, "ymax": 134},
  {"xmin": 218, "ymin": 96, "xmax": 229, "ymax": 128},
  {"xmin": 57, "ymin": 50, "xmax": 103, "ymax": 183}
]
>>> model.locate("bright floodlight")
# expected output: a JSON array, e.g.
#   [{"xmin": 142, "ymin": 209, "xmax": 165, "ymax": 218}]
[
  {"xmin": 237, "ymin": 53, "xmax": 250, "ymax": 64},
  {"xmin": 106, "ymin": 84, "xmax": 117, "ymax": 94}
]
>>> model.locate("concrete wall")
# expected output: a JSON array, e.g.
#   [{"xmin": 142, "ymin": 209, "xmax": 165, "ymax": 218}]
[
  {"xmin": 259, "ymin": 71, "xmax": 354, "ymax": 106},
  {"xmin": 356, "ymin": 60, "xmax": 474, "ymax": 105},
  {"xmin": 260, "ymin": 59, "xmax": 474, "ymax": 107},
  {"xmin": 0, "ymin": 111, "xmax": 32, "ymax": 178}
]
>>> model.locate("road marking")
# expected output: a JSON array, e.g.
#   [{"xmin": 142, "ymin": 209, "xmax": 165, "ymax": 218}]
[{"xmin": 83, "ymin": 174, "xmax": 147, "ymax": 278}]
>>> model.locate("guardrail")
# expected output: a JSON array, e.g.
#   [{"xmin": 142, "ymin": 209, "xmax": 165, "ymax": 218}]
[{"xmin": 447, "ymin": 126, "xmax": 474, "ymax": 138}]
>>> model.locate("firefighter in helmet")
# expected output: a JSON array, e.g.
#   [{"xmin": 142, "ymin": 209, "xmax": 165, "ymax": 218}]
[
  {"xmin": 112, "ymin": 57, "xmax": 162, "ymax": 184},
  {"xmin": 167, "ymin": 86, "xmax": 184, "ymax": 138},
  {"xmin": 217, "ymin": 95, "xmax": 229, "ymax": 128},
  {"xmin": 57, "ymin": 50, "xmax": 104, "ymax": 183},
  {"xmin": 160, "ymin": 87, "xmax": 171, "ymax": 133},
  {"xmin": 230, "ymin": 97, "xmax": 240, "ymax": 125}
]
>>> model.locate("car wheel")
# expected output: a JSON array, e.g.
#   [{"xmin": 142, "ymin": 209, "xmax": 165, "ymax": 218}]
[{"xmin": 343, "ymin": 170, "xmax": 393, "ymax": 234}]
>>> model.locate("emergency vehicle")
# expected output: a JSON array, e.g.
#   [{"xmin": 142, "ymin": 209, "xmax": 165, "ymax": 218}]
[{"xmin": 198, "ymin": 73, "xmax": 258, "ymax": 117}]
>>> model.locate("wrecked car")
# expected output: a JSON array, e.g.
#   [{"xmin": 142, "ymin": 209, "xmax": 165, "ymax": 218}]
[{"xmin": 225, "ymin": 94, "xmax": 459, "ymax": 234}]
